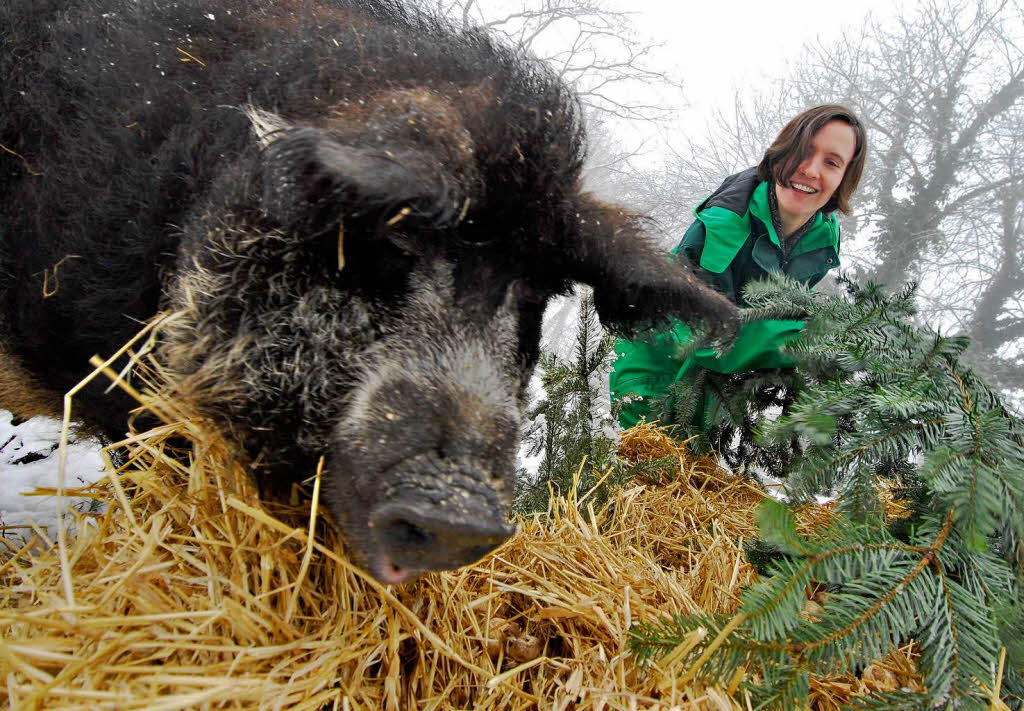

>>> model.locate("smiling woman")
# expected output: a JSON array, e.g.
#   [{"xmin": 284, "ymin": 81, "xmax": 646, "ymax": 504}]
[
  {"xmin": 609, "ymin": 104, "xmax": 867, "ymax": 429},
  {"xmin": 762, "ymin": 106, "xmax": 864, "ymax": 237}
]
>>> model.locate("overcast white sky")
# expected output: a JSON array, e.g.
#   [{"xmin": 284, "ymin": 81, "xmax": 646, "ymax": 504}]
[
  {"xmin": 593, "ymin": 0, "xmax": 912, "ymax": 161},
  {"xmin": 634, "ymin": 0, "xmax": 900, "ymax": 105},
  {"xmin": 631, "ymin": 0, "xmax": 903, "ymax": 118}
]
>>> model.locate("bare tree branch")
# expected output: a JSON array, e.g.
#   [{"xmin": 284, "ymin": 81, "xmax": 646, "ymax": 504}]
[{"xmin": 441, "ymin": 0, "xmax": 682, "ymax": 123}]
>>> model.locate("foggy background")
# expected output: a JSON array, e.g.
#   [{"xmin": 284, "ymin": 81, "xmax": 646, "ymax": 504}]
[{"xmin": 433, "ymin": 0, "xmax": 1024, "ymax": 407}]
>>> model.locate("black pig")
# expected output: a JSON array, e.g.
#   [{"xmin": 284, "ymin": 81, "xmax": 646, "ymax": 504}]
[{"xmin": 0, "ymin": 0, "xmax": 737, "ymax": 582}]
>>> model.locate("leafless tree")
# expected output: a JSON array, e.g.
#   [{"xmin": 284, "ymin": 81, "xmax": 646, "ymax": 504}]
[
  {"xmin": 799, "ymin": 0, "xmax": 1024, "ymax": 389},
  {"xmin": 437, "ymin": 0, "xmax": 683, "ymax": 123},
  {"xmin": 626, "ymin": 91, "xmax": 799, "ymax": 242}
]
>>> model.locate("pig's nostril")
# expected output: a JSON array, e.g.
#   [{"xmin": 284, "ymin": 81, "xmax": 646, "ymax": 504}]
[
  {"xmin": 388, "ymin": 519, "xmax": 434, "ymax": 548},
  {"xmin": 370, "ymin": 501, "xmax": 514, "ymax": 574},
  {"xmin": 467, "ymin": 543, "xmax": 496, "ymax": 560}
]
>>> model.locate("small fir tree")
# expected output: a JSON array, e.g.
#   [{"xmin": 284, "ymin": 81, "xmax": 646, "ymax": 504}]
[
  {"xmin": 516, "ymin": 291, "xmax": 621, "ymax": 514},
  {"xmin": 629, "ymin": 276, "xmax": 1024, "ymax": 709}
]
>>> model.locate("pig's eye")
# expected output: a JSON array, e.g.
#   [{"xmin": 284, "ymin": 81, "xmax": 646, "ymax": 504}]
[
  {"xmin": 451, "ymin": 219, "xmax": 503, "ymax": 249},
  {"xmin": 385, "ymin": 231, "xmax": 422, "ymax": 255},
  {"xmin": 453, "ymin": 233, "xmax": 497, "ymax": 249}
]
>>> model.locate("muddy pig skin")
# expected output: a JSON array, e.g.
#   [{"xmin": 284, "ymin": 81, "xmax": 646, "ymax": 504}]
[{"xmin": 0, "ymin": 0, "xmax": 737, "ymax": 582}]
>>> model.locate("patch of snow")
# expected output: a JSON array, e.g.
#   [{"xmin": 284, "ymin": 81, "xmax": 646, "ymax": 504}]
[{"xmin": 0, "ymin": 410, "xmax": 107, "ymax": 543}]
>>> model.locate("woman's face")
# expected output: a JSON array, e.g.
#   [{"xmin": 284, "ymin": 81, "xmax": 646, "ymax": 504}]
[{"xmin": 775, "ymin": 119, "xmax": 858, "ymax": 224}]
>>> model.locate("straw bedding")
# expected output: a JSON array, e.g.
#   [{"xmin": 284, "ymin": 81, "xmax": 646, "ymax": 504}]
[{"xmin": 2, "ymin": 358, "xmax": 930, "ymax": 709}]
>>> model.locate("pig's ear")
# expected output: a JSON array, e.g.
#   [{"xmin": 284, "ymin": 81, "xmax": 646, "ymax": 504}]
[
  {"xmin": 567, "ymin": 198, "xmax": 739, "ymax": 338},
  {"xmin": 249, "ymin": 112, "xmax": 463, "ymax": 233}
]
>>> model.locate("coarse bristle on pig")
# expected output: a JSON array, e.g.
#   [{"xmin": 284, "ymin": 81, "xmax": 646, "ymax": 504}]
[
  {"xmin": 1, "ymin": 0, "xmax": 741, "ymax": 584},
  {"xmin": 1, "ymin": 327, "xmax": 927, "ymax": 710}
]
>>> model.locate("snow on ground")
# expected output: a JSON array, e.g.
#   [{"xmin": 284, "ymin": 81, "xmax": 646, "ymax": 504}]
[{"xmin": 0, "ymin": 410, "xmax": 107, "ymax": 542}]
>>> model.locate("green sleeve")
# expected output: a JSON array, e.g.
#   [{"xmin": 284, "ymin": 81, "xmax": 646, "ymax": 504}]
[
  {"xmin": 683, "ymin": 319, "xmax": 804, "ymax": 375},
  {"xmin": 675, "ymin": 214, "xmax": 804, "ymax": 374},
  {"xmin": 610, "ymin": 215, "xmax": 806, "ymax": 430},
  {"xmin": 609, "ymin": 321, "xmax": 693, "ymax": 428},
  {"xmin": 609, "ymin": 319, "xmax": 805, "ymax": 429}
]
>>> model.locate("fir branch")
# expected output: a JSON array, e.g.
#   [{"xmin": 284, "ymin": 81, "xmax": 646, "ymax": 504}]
[
  {"xmin": 516, "ymin": 290, "xmax": 621, "ymax": 514},
  {"xmin": 786, "ymin": 417, "xmax": 945, "ymax": 505},
  {"xmin": 927, "ymin": 566, "xmax": 965, "ymax": 704},
  {"xmin": 736, "ymin": 513, "xmax": 954, "ymax": 659},
  {"xmin": 748, "ymin": 666, "xmax": 811, "ymax": 710},
  {"xmin": 675, "ymin": 611, "xmax": 750, "ymax": 688},
  {"xmin": 631, "ymin": 275, "xmax": 1022, "ymax": 706},
  {"xmin": 841, "ymin": 690, "xmax": 935, "ymax": 711},
  {"xmin": 784, "ymin": 511, "xmax": 954, "ymax": 657}
]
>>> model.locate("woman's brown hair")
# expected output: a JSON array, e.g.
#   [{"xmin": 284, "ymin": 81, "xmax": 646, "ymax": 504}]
[{"xmin": 756, "ymin": 104, "xmax": 867, "ymax": 214}]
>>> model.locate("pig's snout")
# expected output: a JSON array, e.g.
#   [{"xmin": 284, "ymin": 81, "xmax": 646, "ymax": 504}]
[
  {"xmin": 328, "ymin": 354, "xmax": 522, "ymax": 584},
  {"xmin": 368, "ymin": 500, "xmax": 515, "ymax": 583}
]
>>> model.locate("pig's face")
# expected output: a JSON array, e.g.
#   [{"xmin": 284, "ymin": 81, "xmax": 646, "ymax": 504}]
[
  {"xmin": 327, "ymin": 260, "xmax": 530, "ymax": 583},
  {"xmin": 164, "ymin": 98, "xmax": 737, "ymax": 584}
]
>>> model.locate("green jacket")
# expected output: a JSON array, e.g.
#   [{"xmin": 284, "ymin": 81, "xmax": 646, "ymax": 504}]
[{"xmin": 610, "ymin": 168, "xmax": 841, "ymax": 429}]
